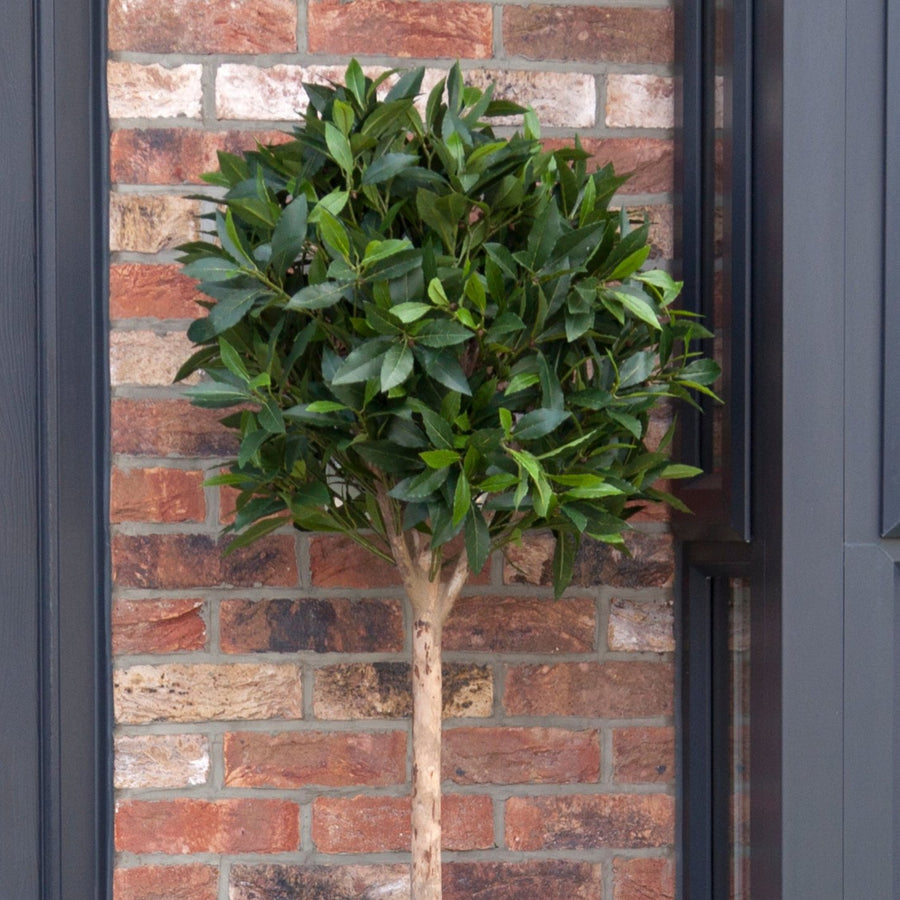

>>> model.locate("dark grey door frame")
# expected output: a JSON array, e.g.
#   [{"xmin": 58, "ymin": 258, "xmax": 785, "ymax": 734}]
[{"xmin": 0, "ymin": 0, "xmax": 110, "ymax": 894}]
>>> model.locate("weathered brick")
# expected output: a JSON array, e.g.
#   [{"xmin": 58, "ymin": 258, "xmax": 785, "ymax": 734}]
[
  {"xmin": 312, "ymin": 794, "xmax": 493, "ymax": 852},
  {"xmin": 608, "ymin": 597, "xmax": 675, "ymax": 653},
  {"xmin": 606, "ymin": 74, "xmax": 675, "ymax": 130},
  {"xmin": 505, "ymin": 793, "xmax": 674, "ymax": 850},
  {"xmin": 110, "ymin": 129, "xmax": 291, "ymax": 186},
  {"xmin": 109, "ymin": 193, "xmax": 199, "ymax": 255},
  {"xmin": 114, "ymin": 734, "xmax": 210, "ymax": 789},
  {"xmin": 543, "ymin": 137, "xmax": 674, "ymax": 195},
  {"xmin": 110, "ymin": 330, "xmax": 199, "ymax": 387},
  {"xmin": 109, "ymin": 0, "xmax": 296, "ymax": 54},
  {"xmin": 114, "ymin": 663, "xmax": 302, "ymax": 723},
  {"xmin": 229, "ymin": 865, "xmax": 409, "ymax": 900},
  {"xmin": 224, "ymin": 730, "xmax": 406, "ymax": 788},
  {"xmin": 111, "ymin": 467, "xmax": 205, "ymax": 523},
  {"xmin": 612, "ymin": 726, "xmax": 675, "ymax": 783},
  {"xmin": 216, "ymin": 65, "xmax": 327, "ymax": 121},
  {"xmin": 308, "ymin": 0, "xmax": 492, "ymax": 59},
  {"xmin": 108, "ymin": 62, "xmax": 203, "ymax": 120},
  {"xmin": 504, "ymin": 661, "xmax": 673, "ymax": 718},
  {"xmin": 111, "ymin": 399, "xmax": 237, "ymax": 457},
  {"xmin": 463, "ymin": 69, "xmax": 596, "ymax": 129},
  {"xmin": 112, "ymin": 598, "xmax": 206, "ymax": 655},
  {"xmin": 613, "ymin": 857, "xmax": 675, "ymax": 900},
  {"xmin": 115, "ymin": 798, "xmax": 299, "ymax": 854},
  {"xmin": 575, "ymin": 532, "xmax": 675, "ymax": 588},
  {"xmin": 313, "ymin": 662, "xmax": 492, "ymax": 719},
  {"xmin": 631, "ymin": 203, "xmax": 675, "ymax": 261},
  {"xmin": 113, "ymin": 865, "xmax": 218, "ymax": 900},
  {"xmin": 504, "ymin": 7, "xmax": 673, "ymax": 64},
  {"xmin": 443, "ymin": 726, "xmax": 600, "ymax": 784},
  {"xmin": 444, "ymin": 595, "xmax": 595, "ymax": 654},
  {"xmin": 109, "ymin": 264, "xmax": 203, "ymax": 321},
  {"xmin": 112, "ymin": 533, "xmax": 297, "ymax": 590},
  {"xmin": 504, "ymin": 531, "xmax": 674, "ymax": 589},
  {"xmin": 220, "ymin": 597, "xmax": 404, "ymax": 653},
  {"xmin": 445, "ymin": 861, "xmax": 603, "ymax": 900}
]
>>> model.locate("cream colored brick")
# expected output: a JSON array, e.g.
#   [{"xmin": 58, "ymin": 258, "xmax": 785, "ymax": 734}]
[
  {"xmin": 110, "ymin": 330, "xmax": 198, "ymax": 386},
  {"xmin": 114, "ymin": 663, "xmax": 303, "ymax": 723},
  {"xmin": 107, "ymin": 61, "xmax": 203, "ymax": 119},
  {"xmin": 606, "ymin": 74, "xmax": 675, "ymax": 129},
  {"xmin": 463, "ymin": 69, "xmax": 596, "ymax": 129},
  {"xmin": 109, "ymin": 194, "xmax": 199, "ymax": 254},
  {"xmin": 114, "ymin": 733, "xmax": 210, "ymax": 788}
]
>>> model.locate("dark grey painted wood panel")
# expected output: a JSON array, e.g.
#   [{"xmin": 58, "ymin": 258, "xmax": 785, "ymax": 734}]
[
  {"xmin": 0, "ymin": 0, "xmax": 42, "ymax": 894},
  {"xmin": 780, "ymin": 0, "xmax": 848, "ymax": 893}
]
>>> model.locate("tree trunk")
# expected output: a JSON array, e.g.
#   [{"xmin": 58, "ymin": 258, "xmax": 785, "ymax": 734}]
[{"xmin": 410, "ymin": 605, "xmax": 444, "ymax": 900}]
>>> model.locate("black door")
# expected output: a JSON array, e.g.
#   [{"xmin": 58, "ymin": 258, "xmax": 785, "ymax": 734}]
[{"xmin": 0, "ymin": 0, "xmax": 109, "ymax": 895}]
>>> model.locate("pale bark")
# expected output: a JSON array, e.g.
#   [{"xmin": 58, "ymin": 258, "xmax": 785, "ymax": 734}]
[
  {"xmin": 374, "ymin": 480, "xmax": 469, "ymax": 900},
  {"xmin": 410, "ymin": 602, "xmax": 444, "ymax": 900}
]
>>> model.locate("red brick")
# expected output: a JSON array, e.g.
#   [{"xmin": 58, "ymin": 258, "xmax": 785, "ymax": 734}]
[
  {"xmin": 445, "ymin": 595, "xmax": 595, "ymax": 653},
  {"xmin": 443, "ymin": 726, "xmax": 600, "ymax": 785},
  {"xmin": 308, "ymin": 0, "xmax": 492, "ymax": 59},
  {"xmin": 112, "ymin": 598, "xmax": 206, "ymax": 655},
  {"xmin": 542, "ymin": 137, "xmax": 674, "ymax": 195},
  {"xmin": 111, "ymin": 399, "xmax": 238, "ymax": 458},
  {"xmin": 112, "ymin": 533, "xmax": 297, "ymax": 589},
  {"xmin": 115, "ymin": 798, "xmax": 299, "ymax": 854},
  {"xmin": 113, "ymin": 865, "xmax": 217, "ymax": 900},
  {"xmin": 110, "ymin": 129, "xmax": 291, "ymax": 186},
  {"xmin": 111, "ymin": 467, "xmax": 205, "ymax": 523},
  {"xmin": 504, "ymin": 661, "xmax": 673, "ymax": 718},
  {"xmin": 220, "ymin": 597, "xmax": 404, "ymax": 653},
  {"xmin": 505, "ymin": 793, "xmax": 674, "ymax": 850},
  {"xmin": 309, "ymin": 533, "xmax": 490, "ymax": 589},
  {"xmin": 312, "ymin": 794, "xmax": 493, "ymax": 852},
  {"xmin": 504, "ymin": 6, "xmax": 673, "ymax": 64},
  {"xmin": 109, "ymin": 0, "xmax": 296, "ymax": 54},
  {"xmin": 445, "ymin": 861, "xmax": 603, "ymax": 900},
  {"xmin": 613, "ymin": 857, "xmax": 675, "ymax": 900},
  {"xmin": 224, "ymin": 731, "xmax": 406, "ymax": 787},
  {"xmin": 109, "ymin": 264, "xmax": 204, "ymax": 321},
  {"xmin": 613, "ymin": 727, "xmax": 675, "ymax": 783},
  {"xmin": 229, "ymin": 865, "xmax": 409, "ymax": 899},
  {"xmin": 309, "ymin": 534, "xmax": 402, "ymax": 588},
  {"xmin": 313, "ymin": 662, "xmax": 492, "ymax": 719}
]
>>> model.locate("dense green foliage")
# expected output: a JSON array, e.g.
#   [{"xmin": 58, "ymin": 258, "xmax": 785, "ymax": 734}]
[{"xmin": 177, "ymin": 61, "xmax": 718, "ymax": 597}]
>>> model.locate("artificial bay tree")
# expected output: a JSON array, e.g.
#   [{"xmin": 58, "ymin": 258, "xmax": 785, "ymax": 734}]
[{"xmin": 176, "ymin": 60, "xmax": 718, "ymax": 900}]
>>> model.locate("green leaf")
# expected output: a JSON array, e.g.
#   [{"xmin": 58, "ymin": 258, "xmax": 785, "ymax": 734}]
[
  {"xmin": 414, "ymin": 318, "xmax": 473, "ymax": 348},
  {"xmin": 361, "ymin": 153, "xmax": 419, "ymax": 185},
  {"xmin": 380, "ymin": 342, "xmax": 414, "ymax": 391},
  {"xmin": 325, "ymin": 121, "xmax": 354, "ymax": 175},
  {"xmin": 389, "ymin": 466, "xmax": 450, "ymax": 501},
  {"xmin": 331, "ymin": 338, "xmax": 392, "ymax": 384},
  {"xmin": 511, "ymin": 408, "xmax": 570, "ymax": 441},
  {"xmin": 676, "ymin": 358, "xmax": 721, "ymax": 386},
  {"xmin": 659, "ymin": 463, "xmax": 704, "ymax": 479},
  {"xmin": 611, "ymin": 288, "xmax": 661, "ymax": 330},
  {"xmin": 551, "ymin": 530, "xmax": 577, "ymax": 599},
  {"xmin": 316, "ymin": 209, "xmax": 352, "ymax": 261},
  {"xmin": 305, "ymin": 400, "xmax": 348, "ymax": 413},
  {"xmin": 412, "ymin": 347, "xmax": 472, "ymax": 395},
  {"xmin": 452, "ymin": 469, "xmax": 471, "ymax": 526},
  {"xmin": 225, "ymin": 514, "xmax": 290, "ymax": 552},
  {"xmin": 185, "ymin": 381, "xmax": 250, "ymax": 407},
  {"xmin": 464, "ymin": 505, "xmax": 491, "ymax": 573},
  {"xmin": 391, "ymin": 302, "xmax": 432, "ymax": 323},
  {"xmin": 420, "ymin": 449, "xmax": 460, "ymax": 469},
  {"xmin": 270, "ymin": 194, "xmax": 308, "ymax": 277},
  {"xmin": 287, "ymin": 281, "xmax": 351, "ymax": 310},
  {"xmin": 608, "ymin": 244, "xmax": 651, "ymax": 281},
  {"xmin": 182, "ymin": 256, "xmax": 243, "ymax": 281},
  {"xmin": 618, "ymin": 350, "xmax": 656, "ymax": 389},
  {"xmin": 218, "ymin": 337, "xmax": 251, "ymax": 382}
]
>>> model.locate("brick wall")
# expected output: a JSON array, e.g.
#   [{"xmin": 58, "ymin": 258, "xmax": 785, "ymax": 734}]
[{"xmin": 108, "ymin": 3, "xmax": 678, "ymax": 898}]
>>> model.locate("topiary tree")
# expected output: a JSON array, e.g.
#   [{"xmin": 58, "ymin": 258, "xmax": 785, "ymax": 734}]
[{"xmin": 176, "ymin": 60, "xmax": 718, "ymax": 900}]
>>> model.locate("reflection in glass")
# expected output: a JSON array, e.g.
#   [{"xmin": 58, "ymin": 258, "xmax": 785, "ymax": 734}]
[{"xmin": 728, "ymin": 577, "xmax": 750, "ymax": 899}]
